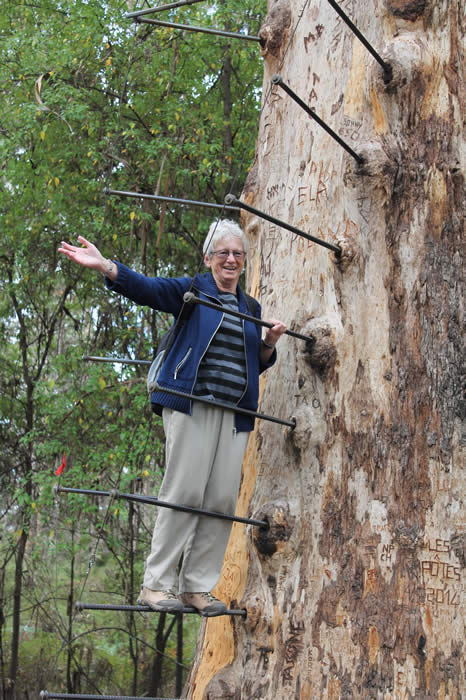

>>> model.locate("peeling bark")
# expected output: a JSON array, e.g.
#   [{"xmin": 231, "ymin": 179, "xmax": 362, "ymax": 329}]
[{"xmin": 387, "ymin": 0, "xmax": 427, "ymax": 22}]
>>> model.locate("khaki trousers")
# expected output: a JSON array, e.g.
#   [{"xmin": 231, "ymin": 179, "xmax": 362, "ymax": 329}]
[{"xmin": 143, "ymin": 402, "xmax": 249, "ymax": 593}]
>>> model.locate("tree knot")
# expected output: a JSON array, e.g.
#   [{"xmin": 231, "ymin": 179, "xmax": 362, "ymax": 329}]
[
  {"xmin": 253, "ymin": 501, "xmax": 294, "ymax": 557},
  {"xmin": 259, "ymin": 0, "xmax": 292, "ymax": 59}
]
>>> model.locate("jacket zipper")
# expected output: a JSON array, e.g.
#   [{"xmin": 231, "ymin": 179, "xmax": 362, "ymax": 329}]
[
  {"xmin": 191, "ymin": 288, "xmax": 225, "ymax": 391},
  {"xmin": 174, "ymin": 347, "xmax": 192, "ymax": 379},
  {"xmin": 192, "ymin": 313, "xmax": 224, "ymax": 389},
  {"xmin": 190, "ymin": 289, "xmax": 248, "ymax": 427},
  {"xmin": 175, "ymin": 285, "xmax": 219, "ymax": 383},
  {"xmin": 236, "ymin": 318, "xmax": 248, "ymax": 406}
]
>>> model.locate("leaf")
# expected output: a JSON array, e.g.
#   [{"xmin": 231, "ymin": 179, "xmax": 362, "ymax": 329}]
[
  {"xmin": 34, "ymin": 71, "xmax": 74, "ymax": 133},
  {"xmin": 34, "ymin": 73, "xmax": 51, "ymax": 113}
]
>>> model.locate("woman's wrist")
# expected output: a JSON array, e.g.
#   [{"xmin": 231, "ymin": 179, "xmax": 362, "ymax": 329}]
[
  {"xmin": 102, "ymin": 259, "xmax": 114, "ymax": 277},
  {"xmin": 261, "ymin": 338, "xmax": 275, "ymax": 349}
]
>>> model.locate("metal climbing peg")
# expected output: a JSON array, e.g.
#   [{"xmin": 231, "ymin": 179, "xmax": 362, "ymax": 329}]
[
  {"xmin": 74, "ymin": 601, "xmax": 247, "ymax": 618},
  {"xmin": 41, "ymin": 692, "xmax": 181, "ymax": 700},
  {"xmin": 224, "ymin": 194, "xmax": 342, "ymax": 256},
  {"xmin": 55, "ymin": 484, "xmax": 270, "ymax": 529},
  {"xmin": 104, "ymin": 188, "xmax": 240, "ymax": 212},
  {"xmin": 183, "ymin": 292, "xmax": 315, "ymax": 343},
  {"xmin": 134, "ymin": 17, "xmax": 261, "ymax": 42},
  {"xmin": 126, "ymin": 0, "xmax": 207, "ymax": 19},
  {"xmin": 326, "ymin": 0, "xmax": 392, "ymax": 84},
  {"xmin": 271, "ymin": 75, "xmax": 364, "ymax": 165}
]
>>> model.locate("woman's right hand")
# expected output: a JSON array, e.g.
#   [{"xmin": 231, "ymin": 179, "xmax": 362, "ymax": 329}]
[{"xmin": 58, "ymin": 236, "xmax": 112, "ymax": 275}]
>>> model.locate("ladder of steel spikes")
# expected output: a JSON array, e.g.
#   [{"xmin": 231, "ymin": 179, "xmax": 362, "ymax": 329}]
[
  {"xmin": 106, "ymin": 0, "xmax": 394, "ymax": 255},
  {"xmin": 45, "ymin": 2, "xmax": 393, "ymax": 698},
  {"xmin": 54, "ymin": 478, "xmax": 260, "ymax": 615}
]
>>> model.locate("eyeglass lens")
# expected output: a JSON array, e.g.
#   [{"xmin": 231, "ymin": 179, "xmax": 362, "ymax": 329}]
[{"xmin": 214, "ymin": 250, "xmax": 245, "ymax": 259}]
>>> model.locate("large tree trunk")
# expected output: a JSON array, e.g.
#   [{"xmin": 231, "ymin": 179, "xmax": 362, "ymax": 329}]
[{"xmin": 187, "ymin": 0, "xmax": 464, "ymax": 697}]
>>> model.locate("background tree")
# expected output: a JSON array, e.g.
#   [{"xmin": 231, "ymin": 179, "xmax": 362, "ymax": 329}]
[
  {"xmin": 0, "ymin": 0, "xmax": 265, "ymax": 695},
  {"xmin": 188, "ymin": 0, "xmax": 464, "ymax": 697}
]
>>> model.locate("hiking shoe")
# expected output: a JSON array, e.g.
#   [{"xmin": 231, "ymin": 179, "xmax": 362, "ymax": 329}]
[
  {"xmin": 138, "ymin": 587, "xmax": 183, "ymax": 612},
  {"xmin": 181, "ymin": 591, "xmax": 227, "ymax": 617}
]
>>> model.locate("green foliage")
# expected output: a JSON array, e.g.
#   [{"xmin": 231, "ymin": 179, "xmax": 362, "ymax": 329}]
[{"xmin": 0, "ymin": 0, "xmax": 264, "ymax": 694}]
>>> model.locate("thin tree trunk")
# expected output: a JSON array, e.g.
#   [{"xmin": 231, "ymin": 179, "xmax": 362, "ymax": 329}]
[
  {"xmin": 149, "ymin": 613, "xmax": 177, "ymax": 695},
  {"xmin": 6, "ymin": 265, "xmax": 75, "ymax": 697},
  {"xmin": 7, "ymin": 527, "xmax": 29, "ymax": 700},
  {"xmin": 219, "ymin": 0, "xmax": 233, "ymax": 170},
  {"xmin": 221, "ymin": 46, "xmax": 233, "ymax": 165},
  {"xmin": 66, "ymin": 528, "xmax": 75, "ymax": 693},
  {"xmin": 0, "ymin": 602, "xmax": 6, "ymax": 700},
  {"xmin": 128, "ymin": 498, "xmax": 139, "ymax": 695}
]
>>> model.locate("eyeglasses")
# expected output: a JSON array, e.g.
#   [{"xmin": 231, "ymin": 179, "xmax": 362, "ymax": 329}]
[{"xmin": 211, "ymin": 250, "xmax": 246, "ymax": 260}]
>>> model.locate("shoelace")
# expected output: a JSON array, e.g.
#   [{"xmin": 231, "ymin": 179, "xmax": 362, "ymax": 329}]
[
  {"xmin": 163, "ymin": 589, "xmax": 179, "ymax": 599},
  {"xmin": 198, "ymin": 592, "xmax": 220, "ymax": 603}
]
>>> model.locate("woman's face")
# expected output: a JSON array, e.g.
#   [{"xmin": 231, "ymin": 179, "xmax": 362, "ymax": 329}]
[{"xmin": 204, "ymin": 235, "xmax": 246, "ymax": 292}]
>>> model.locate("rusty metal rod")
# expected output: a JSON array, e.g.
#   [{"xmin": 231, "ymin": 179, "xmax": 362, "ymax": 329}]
[
  {"xmin": 82, "ymin": 355, "xmax": 151, "ymax": 366},
  {"xmin": 54, "ymin": 485, "xmax": 268, "ymax": 528},
  {"xmin": 272, "ymin": 75, "xmax": 364, "ymax": 165},
  {"xmin": 326, "ymin": 0, "xmax": 392, "ymax": 83},
  {"xmin": 41, "ymin": 693, "xmax": 176, "ymax": 700},
  {"xmin": 153, "ymin": 385, "xmax": 296, "ymax": 428},
  {"xmin": 104, "ymin": 188, "xmax": 239, "ymax": 212},
  {"xmin": 136, "ymin": 17, "xmax": 260, "ymax": 42},
  {"xmin": 126, "ymin": 0, "xmax": 206, "ymax": 19},
  {"xmin": 183, "ymin": 292, "xmax": 314, "ymax": 343},
  {"xmin": 224, "ymin": 194, "xmax": 342, "ymax": 255},
  {"xmin": 79, "ymin": 356, "xmax": 295, "ymax": 428},
  {"xmin": 75, "ymin": 601, "xmax": 247, "ymax": 618}
]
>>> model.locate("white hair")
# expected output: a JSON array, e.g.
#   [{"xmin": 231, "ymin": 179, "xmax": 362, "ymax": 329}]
[{"xmin": 203, "ymin": 219, "xmax": 248, "ymax": 257}]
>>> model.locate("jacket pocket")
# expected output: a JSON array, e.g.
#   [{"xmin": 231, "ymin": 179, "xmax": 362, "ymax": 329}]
[{"xmin": 174, "ymin": 347, "xmax": 192, "ymax": 379}]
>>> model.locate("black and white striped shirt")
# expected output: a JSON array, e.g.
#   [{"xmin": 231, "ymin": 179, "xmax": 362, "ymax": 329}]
[{"xmin": 194, "ymin": 292, "xmax": 247, "ymax": 404}]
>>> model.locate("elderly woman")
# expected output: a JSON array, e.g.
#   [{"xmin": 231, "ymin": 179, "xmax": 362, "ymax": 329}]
[{"xmin": 59, "ymin": 219, "xmax": 286, "ymax": 616}]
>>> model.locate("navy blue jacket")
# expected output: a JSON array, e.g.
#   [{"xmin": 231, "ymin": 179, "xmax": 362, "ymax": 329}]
[{"xmin": 106, "ymin": 263, "xmax": 276, "ymax": 432}]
